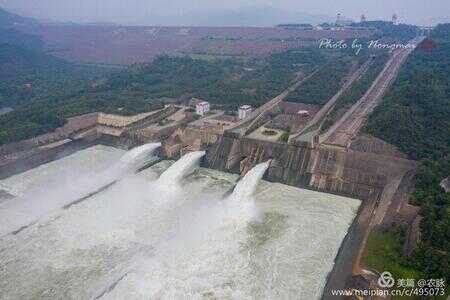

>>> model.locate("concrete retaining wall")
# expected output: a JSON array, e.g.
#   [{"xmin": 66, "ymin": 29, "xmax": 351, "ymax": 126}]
[{"xmin": 207, "ymin": 135, "xmax": 416, "ymax": 202}]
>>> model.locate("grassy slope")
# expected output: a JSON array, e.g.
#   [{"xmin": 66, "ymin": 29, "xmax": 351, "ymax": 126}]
[{"xmin": 363, "ymin": 228, "xmax": 422, "ymax": 280}]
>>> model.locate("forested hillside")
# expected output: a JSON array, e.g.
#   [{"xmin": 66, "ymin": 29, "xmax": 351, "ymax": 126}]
[
  {"xmin": 0, "ymin": 7, "xmax": 36, "ymax": 28},
  {"xmin": 0, "ymin": 8, "xmax": 114, "ymax": 144},
  {"xmin": 0, "ymin": 8, "xmax": 109, "ymax": 107},
  {"xmin": 0, "ymin": 7, "xmax": 41, "ymax": 50},
  {"xmin": 0, "ymin": 43, "xmax": 106, "ymax": 105},
  {"xmin": 364, "ymin": 23, "xmax": 450, "ymax": 281},
  {"xmin": 95, "ymin": 49, "xmax": 323, "ymax": 110},
  {"xmin": 285, "ymin": 56, "xmax": 355, "ymax": 105},
  {"xmin": 0, "ymin": 37, "xmax": 110, "ymax": 144},
  {"xmin": 0, "ymin": 46, "xmax": 327, "ymax": 145}
]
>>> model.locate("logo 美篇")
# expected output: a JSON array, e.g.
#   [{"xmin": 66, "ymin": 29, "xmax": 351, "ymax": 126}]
[{"xmin": 378, "ymin": 271, "xmax": 395, "ymax": 288}]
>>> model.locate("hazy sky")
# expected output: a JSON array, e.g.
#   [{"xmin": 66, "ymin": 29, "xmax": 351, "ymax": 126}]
[{"xmin": 0, "ymin": 0, "xmax": 448, "ymax": 26}]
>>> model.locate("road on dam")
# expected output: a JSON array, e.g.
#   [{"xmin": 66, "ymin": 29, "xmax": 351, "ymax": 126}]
[{"xmin": 322, "ymin": 37, "xmax": 424, "ymax": 148}]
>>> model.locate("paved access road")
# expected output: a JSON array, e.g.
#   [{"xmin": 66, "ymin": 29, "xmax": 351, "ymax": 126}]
[{"xmin": 323, "ymin": 37, "xmax": 425, "ymax": 148}]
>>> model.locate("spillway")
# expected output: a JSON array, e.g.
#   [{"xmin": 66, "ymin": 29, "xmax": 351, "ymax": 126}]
[
  {"xmin": 157, "ymin": 151, "xmax": 205, "ymax": 191},
  {"xmin": 114, "ymin": 142, "xmax": 161, "ymax": 176},
  {"xmin": 158, "ymin": 151, "xmax": 205, "ymax": 184},
  {"xmin": 230, "ymin": 161, "xmax": 270, "ymax": 199},
  {"xmin": 0, "ymin": 145, "xmax": 360, "ymax": 299},
  {"xmin": 0, "ymin": 143, "xmax": 160, "ymax": 237}
]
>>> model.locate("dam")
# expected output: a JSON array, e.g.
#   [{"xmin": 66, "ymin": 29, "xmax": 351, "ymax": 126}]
[
  {"xmin": 0, "ymin": 42, "xmax": 424, "ymax": 298},
  {"xmin": 0, "ymin": 144, "xmax": 360, "ymax": 299}
]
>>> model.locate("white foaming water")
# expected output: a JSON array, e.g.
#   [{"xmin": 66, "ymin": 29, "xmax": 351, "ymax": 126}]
[
  {"xmin": 101, "ymin": 163, "xmax": 272, "ymax": 300},
  {"xmin": 223, "ymin": 161, "xmax": 271, "ymax": 222},
  {"xmin": 157, "ymin": 151, "xmax": 205, "ymax": 192},
  {"xmin": 0, "ymin": 143, "xmax": 160, "ymax": 237},
  {"xmin": 231, "ymin": 161, "xmax": 270, "ymax": 199},
  {"xmin": 0, "ymin": 145, "xmax": 124, "ymax": 198},
  {"xmin": 114, "ymin": 143, "xmax": 161, "ymax": 176},
  {"xmin": 101, "ymin": 173, "xmax": 360, "ymax": 300},
  {"xmin": 0, "ymin": 146, "xmax": 361, "ymax": 300}
]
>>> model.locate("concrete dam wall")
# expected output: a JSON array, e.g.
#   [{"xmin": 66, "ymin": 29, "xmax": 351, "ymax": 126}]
[{"xmin": 207, "ymin": 134, "xmax": 415, "ymax": 203}]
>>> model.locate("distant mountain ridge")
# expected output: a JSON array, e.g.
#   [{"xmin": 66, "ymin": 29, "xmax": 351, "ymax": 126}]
[
  {"xmin": 0, "ymin": 6, "xmax": 36, "ymax": 28},
  {"xmin": 0, "ymin": 6, "xmax": 105, "ymax": 112},
  {"xmin": 1, "ymin": 5, "xmax": 335, "ymax": 27},
  {"xmin": 145, "ymin": 6, "xmax": 336, "ymax": 27},
  {"xmin": 0, "ymin": 7, "xmax": 42, "ymax": 50}
]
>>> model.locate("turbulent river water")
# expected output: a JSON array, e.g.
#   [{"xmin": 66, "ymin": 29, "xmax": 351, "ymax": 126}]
[{"xmin": 0, "ymin": 144, "xmax": 360, "ymax": 300}]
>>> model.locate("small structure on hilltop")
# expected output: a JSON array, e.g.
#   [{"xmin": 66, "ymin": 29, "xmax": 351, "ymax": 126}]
[
  {"xmin": 24, "ymin": 83, "xmax": 33, "ymax": 92},
  {"xmin": 238, "ymin": 105, "xmax": 253, "ymax": 120},
  {"xmin": 314, "ymin": 25, "xmax": 323, "ymax": 31},
  {"xmin": 195, "ymin": 101, "xmax": 210, "ymax": 116},
  {"xmin": 297, "ymin": 110, "xmax": 310, "ymax": 117},
  {"xmin": 392, "ymin": 14, "xmax": 399, "ymax": 25},
  {"xmin": 336, "ymin": 13, "xmax": 342, "ymax": 26}
]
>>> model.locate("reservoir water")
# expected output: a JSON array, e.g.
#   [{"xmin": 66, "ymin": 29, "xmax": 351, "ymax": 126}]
[{"xmin": 0, "ymin": 145, "xmax": 360, "ymax": 300}]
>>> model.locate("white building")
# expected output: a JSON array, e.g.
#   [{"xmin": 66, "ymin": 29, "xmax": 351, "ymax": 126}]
[
  {"xmin": 297, "ymin": 110, "xmax": 310, "ymax": 117},
  {"xmin": 392, "ymin": 14, "xmax": 399, "ymax": 25},
  {"xmin": 196, "ymin": 101, "xmax": 210, "ymax": 116},
  {"xmin": 238, "ymin": 105, "xmax": 253, "ymax": 120}
]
